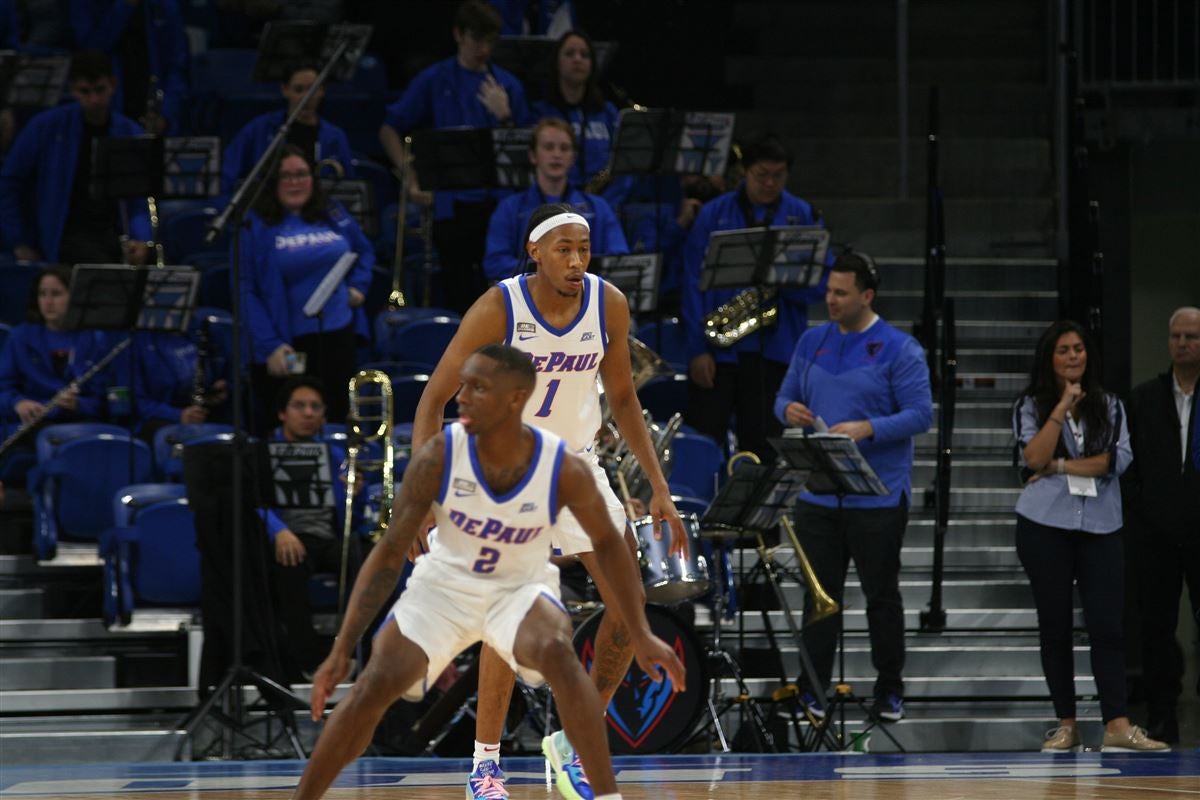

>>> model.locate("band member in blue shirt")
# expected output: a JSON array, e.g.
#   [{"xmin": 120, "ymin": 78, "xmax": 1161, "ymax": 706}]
[
  {"xmin": 238, "ymin": 146, "xmax": 374, "ymax": 436},
  {"xmin": 682, "ymin": 134, "xmax": 827, "ymax": 461},
  {"xmin": 0, "ymin": 50, "xmax": 151, "ymax": 265},
  {"xmin": 221, "ymin": 61, "xmax": 356, "ymax": 198},
  {"xmin": 484, "ymin": 118, "xmax": 626, "ymax": 282},
  {"xmin": 379, "ymin": 0, "xmax": 531, "ymax": 314}
]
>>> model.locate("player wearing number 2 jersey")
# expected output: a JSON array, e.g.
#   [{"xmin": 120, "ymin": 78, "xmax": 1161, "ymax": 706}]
[
  {"xmin": 411, "ymin": 203, "xmax": 685, "ymax": 800},
  {"xmin": 292, "ymin": 344, "xmax": 685, "ymax": 800}
]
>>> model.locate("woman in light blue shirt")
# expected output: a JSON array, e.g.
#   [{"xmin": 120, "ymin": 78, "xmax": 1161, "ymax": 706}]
[{"xmin": 1012, "ymin": 320, "xmax": 1164, "ymax": 753}]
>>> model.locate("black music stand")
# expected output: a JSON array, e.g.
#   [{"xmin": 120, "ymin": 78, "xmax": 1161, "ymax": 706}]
[
  {"xmin": 321, "ymin": 177, "xmax": 377, "ymax": 238},
  {"xmin": 768, "ymin": 432, "xmax": 905, "ymax": 753},
  {"xmin": 410, "ymin": 126, "xmax": 535, "ymax": 192},
  {"xmin": 698, "ymin": 460, "xmax": 834, "ymax": 752},
  {"xmin": 65, "ymin": 264, "xmax": 200, "ymax": 474},
  {"xmin": 592, "ymin": 253, "xmax": 661, "ymax": 315},
  {"xmin": 191, "ymin": 19, "xmax": 373, "ymax": 761},
  {"xmin": 163, "ymin": 136, "xmax": 222, "ymax": 199}
]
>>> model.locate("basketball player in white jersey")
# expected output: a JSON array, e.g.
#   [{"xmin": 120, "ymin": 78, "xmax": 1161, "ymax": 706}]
[
  {"xmin": 411, "ymin": 203, "xmax": 686, "ymax": 799},
  {"xmin": 293, "ymin": 344, "xmax": 684, "ymax": 800}
]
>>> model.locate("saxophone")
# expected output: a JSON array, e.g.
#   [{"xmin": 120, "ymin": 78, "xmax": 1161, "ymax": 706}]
[{"xmin": 702, "ymin": 286, "xmax": 778, "ymax": 347}]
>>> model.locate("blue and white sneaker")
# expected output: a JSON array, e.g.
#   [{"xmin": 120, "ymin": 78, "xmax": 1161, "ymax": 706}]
[
  {"xmin": 542, "ymin": 729, "xmax": 593, "ymax": 800},
  {"xmin": 871, "ymin": 693, "xmax": 905, "ymax": 722},
  {"xmin": 466, "ymin": 760, "xmax": 509, "ymax": 799},
  {"xmin": 801, "ymin": 691, "xmax": 826, "ymax": 720}
]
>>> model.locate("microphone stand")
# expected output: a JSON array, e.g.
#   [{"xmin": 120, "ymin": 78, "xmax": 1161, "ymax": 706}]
[{"xmin": 174, "ymin": 37, "xmax": 352, "ymax": 761}]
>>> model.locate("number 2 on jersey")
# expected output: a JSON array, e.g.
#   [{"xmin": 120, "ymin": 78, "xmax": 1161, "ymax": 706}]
[
  {"xmin": 472, "ymin": 547, "xmax": 500, "ymax": 574},
  {"xmin": 533, "ymin": 378, "xmax": 560, "ymax": 418}
]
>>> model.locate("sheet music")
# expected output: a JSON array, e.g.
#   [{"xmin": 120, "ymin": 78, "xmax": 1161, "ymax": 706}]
[
  {"xmin": 676, "ymin": 112, "xmax": 735, "ymax": 176},
  {"xmin": 303, "ymin": 252, "xmax": 358, "ymax": 317}
]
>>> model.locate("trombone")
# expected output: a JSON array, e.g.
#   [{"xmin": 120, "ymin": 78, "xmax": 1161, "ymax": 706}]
[
  {"xmin": 338, "ymin": 370, "xmax": 395, "ymax": 619},
  {"xmin": 387, "ymin": 136, "xmax": 412, "ymax": 309}
]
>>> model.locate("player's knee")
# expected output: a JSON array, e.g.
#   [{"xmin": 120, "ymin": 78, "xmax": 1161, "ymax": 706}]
[{"xmin": 529, "ymin": 630, "xmax": 578, "ymax": 682}]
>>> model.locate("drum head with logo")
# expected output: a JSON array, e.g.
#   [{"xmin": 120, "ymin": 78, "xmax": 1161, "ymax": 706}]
[{"xmin": 572, "ymin": 603, "xmax": 707, "ymax": 754}]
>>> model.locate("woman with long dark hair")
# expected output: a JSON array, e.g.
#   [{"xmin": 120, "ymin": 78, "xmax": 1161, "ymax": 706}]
[
  {"xmin": 238, "ymin": 145, "xmax": 374, "ymax": 435},
  {"xmin": 531, "ymin": 30, "xmax": 628, "ymax": 204},
  {"xmin": 1012, "ymin": 320, "xmax": 1165, "ymax": 752}
]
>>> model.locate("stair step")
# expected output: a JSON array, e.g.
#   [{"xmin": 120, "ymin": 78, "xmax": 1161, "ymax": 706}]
[
  {"xmin": 742, "ymin": 607, "xmax": 1069, "ymax": 632},
  {"xmin": 727, "ymin": 643, "xmax": 1090, "ymax": 679},
  {"xmin": 730, "ymin": 56, "xmax": 1045, "ymax": 86},
  {"xmin": 913, "ymin": 460, "xmax": 1018, "ymax": 488},
  {"xmin": 0, "ymin": 656, "xmax": 117, "ymax": 691},
  {"xmin": 734, "ymin": 1, "xmax": 1047, "ymax": 34},
  {"xmin": 873, "ymin": 291, "xmax": 1059, "ymax": 322},
  {"xmin": 871, "ymin": 257, "xmax": 1058, "ymax": 292},
  {"xmin": 0, "ymin": 611, "xmax": 194, "ymax": 642},
  {"xmin": 0, "ymin": 588, "xmax": 45, "ymax": 618},
  {"xmin": 717, "ymin": 675, "xmax": 1090, "ymax": 700},
  {"xmin": 917, "ymin": 427, "xmax": 1015, "ymax": 451}
]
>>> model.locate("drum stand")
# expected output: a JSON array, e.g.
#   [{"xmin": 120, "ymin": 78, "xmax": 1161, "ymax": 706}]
[{"xmin": 686, "ymin": 536, "xmax": 778, "ymax": 753}]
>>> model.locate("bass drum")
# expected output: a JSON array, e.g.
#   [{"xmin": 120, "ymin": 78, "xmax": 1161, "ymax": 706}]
[{"xmin": 572, "ymin": 604, "xmax": 707, "ymax": 755}]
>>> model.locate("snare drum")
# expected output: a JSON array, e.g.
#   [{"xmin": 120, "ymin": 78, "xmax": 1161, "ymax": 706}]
[
  {"xmin": 633, "ymin": 513, "xmax": 711, "ymax": 604},
  {"xmin": 573, "ymin": 604, "xmax": 707, "ymax": 754}
]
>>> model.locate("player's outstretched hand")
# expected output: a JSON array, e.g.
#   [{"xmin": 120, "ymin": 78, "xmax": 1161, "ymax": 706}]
[
  {"xmin": 310, "ymin": 649, "xmax": 352, "ymax": 722},
  {"xmin": 650, "ymin": 492, "xmax": 689, "ymax": 558},
  {"xmin": 634, "ymin": 633, "xmax": 686, "ymax": 691}
]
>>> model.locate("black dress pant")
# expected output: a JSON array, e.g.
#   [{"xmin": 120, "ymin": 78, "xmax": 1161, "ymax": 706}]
[
  {"xmin": 1015, "ymin": 514, "xmax": 1128, "ymax": 723},
  {"xmin": 1135, "ymin": 525, "xmax": 1200, "ymax": 731},
  {"xmin": 271, "ymin": 531, "xmax": 364, "ymax": 676},
  {"xmin": 249, "ymin": 323, "xmax": 357, "ymax": 436},
  {"xmin": 685, "ymin": 353, "xmax": 786, "ymax": 463},
  {"xmin": 794, "ymin": 498, "xmax": 908, "ymax": 699},
  {"xmin": 432, "ymin": 200, "xmax": 495, "ymax": 316}
]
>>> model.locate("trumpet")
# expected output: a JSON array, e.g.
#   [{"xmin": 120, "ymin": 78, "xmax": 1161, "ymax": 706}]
[
  {"xmin": 338, "ymin": 370, "xmax": 395, "ymax": 618},
  {"xmin": 726, "ymin": 450, "xmax": 838, "ymax": 624}
]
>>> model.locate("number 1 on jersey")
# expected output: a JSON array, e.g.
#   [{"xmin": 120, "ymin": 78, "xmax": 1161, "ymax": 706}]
[{"xmin": 534, "ymin": 378, "xmax": 560, "ymax": 418}]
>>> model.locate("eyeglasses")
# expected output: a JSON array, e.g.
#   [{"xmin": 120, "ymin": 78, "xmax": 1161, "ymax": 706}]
[
  {"xmin": 279, "ymin": 170, "xmax": 312, "ymax": 182},
  {"xmin": 747, "ymin": 167, "xmax": 787, "ymax": 184},
  {"xmin": 287, "ymin": 400, "xmax": 326, "ymax": 412}
]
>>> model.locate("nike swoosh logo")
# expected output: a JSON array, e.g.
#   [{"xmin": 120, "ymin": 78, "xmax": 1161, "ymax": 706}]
[
  {"xmin": 518, "ymin": 334, "xmax": 536, "ymax": 341},
  {"xmin": 454, "ymin": 490, "xmax": 473, "ymax": 497}
]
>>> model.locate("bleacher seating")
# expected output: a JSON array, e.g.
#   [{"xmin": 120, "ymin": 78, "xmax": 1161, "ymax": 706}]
[
  {"xmin": 636, "ymin": 374, "xmax": 689, "ymax": 422},
  {"xmin": 0, "ymin": 262, "xmax": 40, "ymax": 325},
  {"xmin": 375, "ymin": 315, "xmax": 460, "ymax": 366},
  {"xmin": 668, "ymin": 431, "xmax": 724, "ymax": 501},
  {"xmin": 30, "ymin": 424, "xmax": 154, "ymax": 560},
  {"xmin": 100, "ymin": 483, "xmax": 199, "ymax": 626},
  {"xmin": 634, "ymin": 317, "xmax": 688, "ymax": 371},
  {"xmin": 152, "ymin": 423, "xmax": 236, "ymax": 481}
]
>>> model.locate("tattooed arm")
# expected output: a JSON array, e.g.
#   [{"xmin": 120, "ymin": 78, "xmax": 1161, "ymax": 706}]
[{"xmin": 309, "ymin": 433, "xmax": 446, "ymax": 717}]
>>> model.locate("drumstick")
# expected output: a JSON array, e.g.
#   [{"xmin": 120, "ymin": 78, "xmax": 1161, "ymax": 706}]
[{"xmin": 614, "ymin": 469, "xmax": 639, "ymax": 521}]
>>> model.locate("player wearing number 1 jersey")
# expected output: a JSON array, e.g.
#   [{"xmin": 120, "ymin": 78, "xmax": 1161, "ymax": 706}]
[{"xmin": 412, "ymin": 203, "xmax": 685, "ymax": 800}]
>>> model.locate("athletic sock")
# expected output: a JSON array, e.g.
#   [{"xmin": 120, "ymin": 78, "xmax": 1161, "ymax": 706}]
[{"xmin": 472, "ymin": 741, "xmax": 500, "ymax": 771}]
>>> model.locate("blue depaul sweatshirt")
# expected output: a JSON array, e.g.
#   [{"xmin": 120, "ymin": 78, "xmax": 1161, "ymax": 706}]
[
  {"xmin": 0, "ymin": 103, "xmax": 150, "ymax": 260},
  {"xmin": 237, "ymin": 202, "xmax": 375, "ymax": 364},
  {"xmin": 774, "ymin": 317, "xmax": 933, "ymax": 509},
  {"xmin": 0, "ymin": 324, "xmax": 116, "ymax": 436},
  {"xmin": 483, "ymin": 183, "xmax": 627, "ymax": 282}
]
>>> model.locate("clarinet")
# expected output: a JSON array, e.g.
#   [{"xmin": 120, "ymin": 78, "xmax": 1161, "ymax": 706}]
[
  {"xmin": 191, "ymin": 318, "xmax": 210, "ymax": 408},
  {"xmin": 0, "ymin": 338, "xmax": 132, "ymax": 457}
]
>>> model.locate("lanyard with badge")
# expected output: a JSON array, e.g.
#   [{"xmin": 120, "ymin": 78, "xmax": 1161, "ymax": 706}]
[{"xmin": 1065, "ymin": 412, "xmax": 1098, "ymax": 497}]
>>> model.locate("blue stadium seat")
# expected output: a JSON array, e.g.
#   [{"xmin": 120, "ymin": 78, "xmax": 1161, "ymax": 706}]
[
  {"xmin": 375, "ymin": 316, "xmax": 460, "ymax": 365},
  {"xmin": 183, "ymin": 251, "xmax": 229, "ymax": 271},
  {"xmin": 668, "ymin": 431, "xmax": 724, "ymax": 501},
  {"xmin": 152, "ymin": 423, "xmax": 236, "ymax": 481},
  {"xmin": 359, "ymin": 360, "xmax": 432, "ymax": 380},
  {"xmin": 163, "ymin": 206, "xmax": 225, "ymax": 262},
  {"xmin": 637, "ymin": 374, "xmax": 688, "ymax": 421},
  {"xmin": 634, "ymin": 318, "xmax": 688, "ymax": 371},
  {"xmin": 671, "ymin": 494, "xmax": 711, "ymax": 517},
  {"xmin": 100, "ymin": 483, "xmax": 198, "ymax": 625},
  {"xmin": 29, "ymin": 424, "xmax": 153, "ymax": 560},
  {"xmin": 0, "ymin": 263, "xmax": 40, "ymax": 325},
  {"xmin": 0, "ymin": 322, "xmax": 9, "ymax": 351},
  {"xmin": 390, "ymin": 375, "xmax": 458, "ymax": 427},
  {"xmin": 372, "ymin": 308, "xmax": 460, "ymax": 355}
]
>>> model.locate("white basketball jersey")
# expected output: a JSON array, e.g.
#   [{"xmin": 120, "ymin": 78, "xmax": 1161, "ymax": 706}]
[
  {"xmin": 498, "ymin": 272, "xmax": 607, "ymax": 452},
  {"xmin": 430, "ymin": 422, "xmax": 566, "ymax": 585}
]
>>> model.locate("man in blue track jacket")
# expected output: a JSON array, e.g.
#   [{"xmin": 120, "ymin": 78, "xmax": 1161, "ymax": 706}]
[
  {"xmin": 0, "ymin": 50, "xmax": 151, "ymax": 264},
  {"xmin": 774, "ymin": 251, "xmax": 932, "ymax": 723}
]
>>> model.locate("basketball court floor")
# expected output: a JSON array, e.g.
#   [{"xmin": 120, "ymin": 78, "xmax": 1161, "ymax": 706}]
[{"xmin": 1, "ymin": 752, "xmax": 1196, "ymax": 799}]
